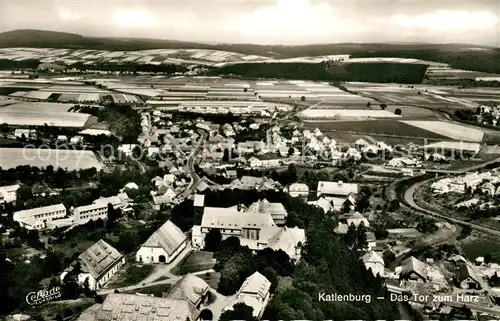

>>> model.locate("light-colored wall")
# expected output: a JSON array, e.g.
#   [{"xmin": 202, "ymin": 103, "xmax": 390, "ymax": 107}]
[
  {"xmin": 365, "ymin": 262, "xmax": 384, "ymax": 277},
  {"xmin": 136, "ymin": 239, "xmax": 186, "ymax": 264},
  {"xmin": 61, "ymin": 257, "xmax": 125, "ymax": 291}
]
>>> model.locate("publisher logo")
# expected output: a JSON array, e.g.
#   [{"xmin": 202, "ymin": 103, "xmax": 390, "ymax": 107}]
[{"xmin": 26, "ymin": 287, "xmax": 62, "ymax": 305}]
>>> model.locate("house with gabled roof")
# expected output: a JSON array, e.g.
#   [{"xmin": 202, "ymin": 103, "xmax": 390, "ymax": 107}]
[
  {"xmin": 223, "ymin": 272, "xmax": 271, "ymax": 319},
  {"xmin": 163, "ymin": 274, "xmax": 210, "ymax": 308},
  {"xmin": 136, "ymin": 220, "xmax": 188, "ymax": 264},
  {"xmin": 361, "ymin": 251, "xmax": 385, "ymax": 277},
  {"xmin": 286, "ymin": 183, "xmax": 309, "ymax": 198},
  {"xmin": 317, "ymin": 181, "xmax": 359, "ymax": 197},
  {"xmin": 60, "ymin": 239, "xmax": 125, "ymax": 290},
  {"xmin": 457, "ymin": 263, "xmax": 482, "ymax": 290},
  {"xmin": 258, "ymin": 226, "xmax": 306, "ymax": 263},
  {"xmin": 397, "ymin": 256, "xmax": 428, "ymax": 282}
]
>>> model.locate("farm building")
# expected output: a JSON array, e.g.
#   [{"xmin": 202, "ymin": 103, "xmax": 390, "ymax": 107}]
[
  {"xmin": 136, "ymin": 220, "xmax": 188, "ymax": 264},
  {"xmin": 457, "ymin": 264, "xmax": 482, "ymax": 290},
  {"xmin": 397, "ymin": 256, "xmax": 428, "ymax": 282}
]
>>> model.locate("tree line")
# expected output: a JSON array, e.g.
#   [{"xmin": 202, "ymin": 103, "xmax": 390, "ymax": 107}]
[{"xmin": 206, "ymin": 62, "xmax": 429, "ymax": 84}]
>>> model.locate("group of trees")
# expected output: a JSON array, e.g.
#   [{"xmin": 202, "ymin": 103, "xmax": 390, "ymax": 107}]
[
  {"xmin": 68, "ymin": 61, "xmax": 187, "ymax": 74},
  {"xmin": 0, "ymin": 59, "xmax": 41, "ymax": 70},
  {"xmin": 212, "ymin": 237, "xmax": 294, "ymax": 297},
  {"xmin": 79, "ymin": 104, "xmax": 142, "ymax": 143}
]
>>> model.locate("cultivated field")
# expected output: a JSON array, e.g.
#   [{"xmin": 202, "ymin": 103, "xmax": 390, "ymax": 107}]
[
  {"xmin": 401, "ymin": 120, "xmax": 485, "ymax": 142},
  {"xmin": 299, "ymin": 109, "xmax": 401, "ymax": 119},
  {"xmin": 304, "ymin": 120, "xmax": 449, "ymax": 141},
  {"xmin": 0, "ymin": 102, "xmax": 91, "ymax": 127},
  {"xmin": 0, "ymin": 148, "xmax": 103, "ymax": 170},
  {"xmin": 0, "ymin": 47, "xmax": 272, "ymax": 67}
]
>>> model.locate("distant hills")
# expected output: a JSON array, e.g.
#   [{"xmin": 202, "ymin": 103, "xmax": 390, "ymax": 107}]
[{"xmin": 0, "ymin": 29, "xmax": 497, "ymax": 59}]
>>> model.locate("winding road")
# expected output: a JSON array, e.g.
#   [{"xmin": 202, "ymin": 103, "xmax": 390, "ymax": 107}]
[
  {"xmin": 396, "ymin": 155, "xmax": 500, "ymax": 237},
  {"xmin": 178, "ymin": 128, "xmax": 208, "ymax": 199}
]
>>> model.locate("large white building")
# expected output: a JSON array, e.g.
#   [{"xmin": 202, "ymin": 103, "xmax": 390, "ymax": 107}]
[
  {"xmin": 0, "ymin": 184, "xmax": 20, "ymax": 204},
  {"xmin": 13, "ymin": 203, "xmax": 67, "ymax": 230},
  {"xmin": 73, "ymin": 193, "xmax": 131, "ymax": 225},
  {"xmin": 60, "ymin": 239, "xmax": 125, "ymax": 290},
  {"xmin": 192, "ymin": 206, "xmax": 276, "ymax": 248},
  {"xmin": 192, "ymin": 206, "xmax": 306, "ymax": 262},
  {"xmin": 136, "ymin": 220, "xmax": 188, "ymax": 264},
  {"xmin": 223, "ymin": 272, "xmax": 271, "ymax": 319}
]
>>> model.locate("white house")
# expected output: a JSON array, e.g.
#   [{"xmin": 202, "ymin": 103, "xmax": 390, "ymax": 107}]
[
  {"xmin": 361, "ymin": 251, "xmax": 385, "ymax": 277},
  {"xmin": 223, "ymin": 272, "xmax": 271, "ymax": 319},
  {"xmin": 346, "ymin": 212, "xmax": 370, "ymax": 227},
  {"xmin": 287, "ymin": 183, "xmax": 309, "ymax": 198},
  {"xmin": 317, "ymin": 181, "xmax": 359, "ymax": 197},
  {"xmin": 60, "ymin": 239, "xmax": 125, "ymax": 291},
  {"xmin": 136, "ymin": 220, "xmax": 188, "ymax": 264},
  {"xmin": 248, "ymin": 157, "xmax": 262, "ymax": 168},
  {"xmin": 0, "ymin": 184, "xmax": 20, "ymax": 204},
  {"xmin": 458, "ymin": 263, "xmax": 482, "ymax": 290},
  {"xmin": 117, "ymin": 144, "xmax": 138, "ymax": 157}
]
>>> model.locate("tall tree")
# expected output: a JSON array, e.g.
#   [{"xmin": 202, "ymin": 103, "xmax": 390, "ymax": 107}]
[
  {"xmin": 204, "ymin": 228, "xmax": 222, "ymax": 252},
  {"xmin": 219, "ymin": 303, "xmax": 258, "ymax": 321}
]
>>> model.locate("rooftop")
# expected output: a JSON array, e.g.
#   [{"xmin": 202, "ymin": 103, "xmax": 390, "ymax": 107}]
[
  {"xmin": 142, "ymin": 220, "xmax": 187, "ymax": 255},
  {"xmin": 96, "ymin": 293, "xmax": 199, "ymax": 321},
  {"xmin": 78, "ymin": 239, "xmax": 123, "ymax": 280},
  {"xmin": 317, "ymin": 181, "xmax": 358, "ymax": 196},
  {"xmin": 201, "ymin": 206, "xmax": 275, "ymax": 230},
  {"xmin": 13, "ymin": 203, "xmax": 66, "ymax": 220}
]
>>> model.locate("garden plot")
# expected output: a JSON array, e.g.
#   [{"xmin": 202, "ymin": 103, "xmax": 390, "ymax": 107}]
[{"xmin": 401, "ymin": 120, "xmax": 484, "ymax": 142}]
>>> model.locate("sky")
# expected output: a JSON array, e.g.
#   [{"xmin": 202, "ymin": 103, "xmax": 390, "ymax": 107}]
[{"xmin": 1, "ymin": 0, "xmax": 500, "ymax": 46}]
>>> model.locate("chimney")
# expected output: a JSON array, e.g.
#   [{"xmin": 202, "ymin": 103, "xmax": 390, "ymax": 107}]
[
  {"xmin": 338, "ymin": 180, "xmax": 343, "ymax": 185},
  {"xmin": 237, "ymin": 204, "xmax": 242, "ymax": 212}
]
